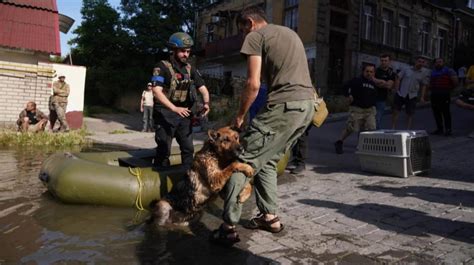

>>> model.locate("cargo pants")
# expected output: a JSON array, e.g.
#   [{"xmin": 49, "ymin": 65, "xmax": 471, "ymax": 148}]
[
  {"xmin": 220, "ymin": 99, "xmax": 315, "ymax": 225},
  {"xmin": 51, "ymin": 102, "xmax": 69, "ymax": 131},
  {"xmin": 153, "ymin": 107, "xmax": 194, "ymax": 170}
]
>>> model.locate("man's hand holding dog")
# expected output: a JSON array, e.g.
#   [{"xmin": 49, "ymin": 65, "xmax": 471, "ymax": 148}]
[{"xmin": 232, "ymin": 115, "xmax": 246, "ymax": 129}]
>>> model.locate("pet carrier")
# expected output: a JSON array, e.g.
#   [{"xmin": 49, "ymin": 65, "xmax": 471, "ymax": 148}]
[{"xmin": 355, "ymin": 130, "xmax": 431, "ymax": 178}]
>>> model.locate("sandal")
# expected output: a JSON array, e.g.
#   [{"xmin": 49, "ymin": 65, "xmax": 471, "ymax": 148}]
[
  {"xmin": 244, "ymin": 213, "xmax": 284, "ymax": 233},
  {"xmin": 209, "ymin": 224, "xmax": 240, "ymax": 247}
]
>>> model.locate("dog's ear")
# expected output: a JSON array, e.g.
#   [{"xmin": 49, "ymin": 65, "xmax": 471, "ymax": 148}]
[{"xmin": 208, "ymin": 129, "xmax": 220, "ymax": 143}]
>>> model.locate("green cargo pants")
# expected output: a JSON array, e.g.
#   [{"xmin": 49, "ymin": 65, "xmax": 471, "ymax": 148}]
[
  {"xmin": 221, "ymin": 99, "xmax": 314, "ymax": 225},
  {"xmin": 51, "ymin": 102, "xmax": 69, "ymax": 131}
]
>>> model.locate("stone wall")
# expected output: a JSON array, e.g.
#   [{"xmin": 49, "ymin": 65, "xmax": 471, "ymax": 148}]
[{"xmin": 0, "ymin": 61, "xmax": 54, "ymax": 126}]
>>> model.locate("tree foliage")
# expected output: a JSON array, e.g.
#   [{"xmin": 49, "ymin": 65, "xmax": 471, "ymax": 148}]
[{"xmin": 70, "ymin": 0, "xmax": 210, "ymax": 107}]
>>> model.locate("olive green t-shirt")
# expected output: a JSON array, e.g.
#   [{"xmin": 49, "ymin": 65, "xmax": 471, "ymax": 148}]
[{"xmin": 240, "ymin": 24, "xmax": 315, "ymax": 104}]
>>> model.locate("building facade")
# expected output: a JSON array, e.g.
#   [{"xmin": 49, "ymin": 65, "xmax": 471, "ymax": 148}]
[
  {"xmin": 0, "ymin": 0, "xmax": 85, "ymax": 128},
  {"xmin": 196, "ymin": 0, "xmax": 467, "ymax": 95}
]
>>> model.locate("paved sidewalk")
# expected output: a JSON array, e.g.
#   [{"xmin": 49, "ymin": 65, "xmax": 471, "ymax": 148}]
[{"xmin": 83, "ymin": 106, "xmax": 474, "ymax": 264}]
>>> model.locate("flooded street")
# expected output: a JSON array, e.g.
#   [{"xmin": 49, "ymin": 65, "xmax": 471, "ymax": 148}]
[{"xmin": 0, "ymin": 146, "xmax": 271, "ymax": 265}]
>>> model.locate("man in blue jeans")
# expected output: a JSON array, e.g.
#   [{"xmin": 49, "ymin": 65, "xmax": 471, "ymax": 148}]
[{"xmin": 372, "ymin": 54, "xmax": 396, "ymax": 130}]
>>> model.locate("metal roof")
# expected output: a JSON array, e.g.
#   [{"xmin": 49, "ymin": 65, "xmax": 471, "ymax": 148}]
[{"xmin": 0, "ymin": 0, "xmax": 61, "ymax": 55}]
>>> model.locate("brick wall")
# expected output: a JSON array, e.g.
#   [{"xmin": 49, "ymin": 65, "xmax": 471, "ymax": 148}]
[{"xmin": 0, "ymin": 60, "xmax": 54, "ymax": 127}]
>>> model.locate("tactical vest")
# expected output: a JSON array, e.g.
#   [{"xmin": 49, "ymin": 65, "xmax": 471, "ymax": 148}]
[{"xmin": 161, "ymin": 60, "xmax": 194, "ymax": 103}]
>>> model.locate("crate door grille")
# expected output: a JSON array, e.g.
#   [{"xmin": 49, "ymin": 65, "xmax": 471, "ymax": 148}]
[{"xmin": 409, "ymin": 136, "xmax": 431, "ymax": 172}]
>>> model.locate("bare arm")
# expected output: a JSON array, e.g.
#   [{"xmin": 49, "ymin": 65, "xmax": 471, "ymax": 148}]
[
  {"xmin": 420, "ymin": 85, "xmax": 428, "ymax": 103},
  {"xmin": 197, "ymin": 85, "xmax": 210, "ymax": 116},
  {"xmin": 152, "ymin": 86, "xmax": 191, "ymax": 117},
  {"xmin": 372, "ymin": 78, "xmax": 393, "ymax": 89},
  {"xmin": 233, "ymin": 55, "xmax": 262, "ymax": 128}
]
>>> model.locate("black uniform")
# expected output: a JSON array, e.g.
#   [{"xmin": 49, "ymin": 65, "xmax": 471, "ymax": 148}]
[{"xmin": 152, "ymin": 57, "xmax": 205, "ymax": 169}]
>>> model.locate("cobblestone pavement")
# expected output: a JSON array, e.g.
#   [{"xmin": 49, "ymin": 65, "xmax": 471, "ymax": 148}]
[{"xmin": 84, "ymin": 105, "xmax": 474, "ymax": 264}]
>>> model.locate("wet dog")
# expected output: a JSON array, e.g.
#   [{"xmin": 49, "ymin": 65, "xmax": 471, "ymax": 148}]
[{"xmin": 151, "ymin": 126, "xmax": 254, "ymax": 226}]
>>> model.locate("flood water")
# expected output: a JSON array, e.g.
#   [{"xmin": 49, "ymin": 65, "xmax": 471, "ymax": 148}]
[{"xmin": 0, "ymin": 145, "xmax": 274, "ymax": 265}]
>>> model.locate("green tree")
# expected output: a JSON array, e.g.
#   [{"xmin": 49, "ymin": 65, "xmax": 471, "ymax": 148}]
[
  {"xmin": 70, "ymin": 0, "xmax": 210, "ymax": 108},
  {"xmin": 70, "ymin": 0, "xmax": 132, "ymax": 105}
]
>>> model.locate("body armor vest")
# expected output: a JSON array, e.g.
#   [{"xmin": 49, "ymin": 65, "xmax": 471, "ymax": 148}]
[{"xmin": 161, "ymin": 60, "xmax": 194, "ymax": 103}]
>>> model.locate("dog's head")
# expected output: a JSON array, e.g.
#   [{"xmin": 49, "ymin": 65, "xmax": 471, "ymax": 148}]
[{"xmin": 207, "ymin": 126, "xmax": 243, "ymax": 159}]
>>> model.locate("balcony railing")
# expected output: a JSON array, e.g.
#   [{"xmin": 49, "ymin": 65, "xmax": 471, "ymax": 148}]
[{"xmin": 205, "ymin": 34, "xmax": 244, "ymax": 58}]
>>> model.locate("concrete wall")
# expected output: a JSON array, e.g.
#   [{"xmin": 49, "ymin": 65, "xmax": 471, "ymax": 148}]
[
  {"xmin": 0, "ymin": 59, "xmax": 86, "ymax": 129},
  {"xmin": 51, "ymin": 63, "xmax": 86, "ymax": 129},
  {"xmin": 0, "ymin": 61, "xmax": 53, "ymax": 126}
]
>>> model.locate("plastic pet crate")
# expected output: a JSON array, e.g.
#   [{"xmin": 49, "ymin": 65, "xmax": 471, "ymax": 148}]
[{"xmin": 355, "ymin": 130, "xmax": 431, "ymax": 178}]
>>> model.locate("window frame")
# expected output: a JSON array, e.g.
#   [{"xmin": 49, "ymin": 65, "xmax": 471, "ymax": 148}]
[
  {"xmin": 436, "ymin": 27, "xmax": 448, "ymax": 58},
  {"xmin": 420, "ymin": 21, "xmax": 431, "ymax": 56},
  {"xmin": 362, "ymin": 4, "xmax": 375, "ymax": 41},
  {"xmin": 381, "ymin": 8, "xmax": 394, "ymax": 46},
  {"xmin": 398, "ymin": 14, "xmax": 409, "ymax": 50},
  {"xmin": 284, "ymin": 0, "xmax": 299, "ymax": 32}
]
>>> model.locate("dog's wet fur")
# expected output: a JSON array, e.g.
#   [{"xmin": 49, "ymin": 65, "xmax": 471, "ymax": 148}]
[{"xmin": 150, "ymin": 126, "xmax": 254, "ymax": 226}]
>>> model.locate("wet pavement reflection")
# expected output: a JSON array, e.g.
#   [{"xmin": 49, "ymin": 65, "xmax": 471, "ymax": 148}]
[{"xmin": 0, "ymin": 145, "xmax": 274, "ymax": 265}]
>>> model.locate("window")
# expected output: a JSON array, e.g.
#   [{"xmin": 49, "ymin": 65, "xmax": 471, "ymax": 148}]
[
  {"xmin": 382, "ymin": 9, "xmax": 393, "ymax": 46},
  {"xmin": 284, "ymin": 0, "xmax": 299, "ymax": 31},
  {"xmin": 398, "ymin": 15, "xmax": 409, "ymax": 49},
  {"xmin": 437, "ymin": 28, "xmax": 447, "ymax": 58},
  {"xmin": 206, "ymin": 24, "xmax": 214, "ymax": 43},
  {"xmin": 468, "ymin": 0, "xmax": 474, "ymax": 9},
  {"xmin": 420, "ymin": 22, "xmax": 431, "ymax": 56},
  {"xmin": 362, "ymin": 4, "xmax": 375, "ymax": 41}
]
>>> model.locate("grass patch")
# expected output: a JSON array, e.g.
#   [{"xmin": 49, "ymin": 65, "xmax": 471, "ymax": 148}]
[
  {"xmin": 108, "ymin": 129, "xmax": 132, "ymax": 134},
  {"xmin": 0, "ymin": 128, "xmax": 92, "ymax": 147}
]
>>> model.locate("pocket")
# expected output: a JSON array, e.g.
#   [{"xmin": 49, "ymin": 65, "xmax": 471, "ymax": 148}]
[
  {"xmin": 244, "ymin": 119, "xmax": 275, "ymax": 154},
  {"xmin": 285, "ymin": 101, "xmax": 305, "ymax": 112}
]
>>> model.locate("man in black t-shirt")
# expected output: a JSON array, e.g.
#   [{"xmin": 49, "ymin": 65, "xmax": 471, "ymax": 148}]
[
  {"xmin": 335, "ymin": 64, "xmax": 377, "ymax": 154},
  {"xmin": 17, "ymin": 101, "xmax": 48, "ymax": 132},
  {"xmin": 372, "ymin": 54, "xmax": 396, "ymax": 129}
]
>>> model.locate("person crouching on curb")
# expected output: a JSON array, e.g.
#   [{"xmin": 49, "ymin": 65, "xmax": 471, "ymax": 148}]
[
  {"xmin": 17, "ymin": 101, "xmax": 48, "ymax": 133},
  {"xmin": 334, "ymin": 64, "xmax": 377, "ymax": 154}
]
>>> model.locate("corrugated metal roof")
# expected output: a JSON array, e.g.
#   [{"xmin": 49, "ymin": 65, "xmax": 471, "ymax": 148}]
[
  {"xmin": 2, "ymin": 0, "xmax": 57, "ymax": 12},
  {"xmin": 0, "ymin": 1, "xmax": 60, "ymax": 55}
]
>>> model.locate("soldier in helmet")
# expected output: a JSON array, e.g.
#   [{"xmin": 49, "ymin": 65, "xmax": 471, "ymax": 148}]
[{"xmin": 151, "ymin": 32, "xmax": 210, "ymax": 169}]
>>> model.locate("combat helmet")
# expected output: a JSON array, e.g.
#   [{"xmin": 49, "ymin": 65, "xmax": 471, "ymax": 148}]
[{"xmin": 168, "ymin": 32, "xmax": 194, "ymax": 49}]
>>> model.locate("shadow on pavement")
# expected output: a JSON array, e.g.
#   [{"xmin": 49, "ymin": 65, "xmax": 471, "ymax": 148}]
[
  {"xmin": 298, "ymin": 199, "xmax": 474, "ymax": 244},
  {"xmin": 137, "ymin": 222, "xmax": 274, "ymax": 265},
  {"xmin": 359, "ymin": 185, "xmax": 474, "ymax": 208}
]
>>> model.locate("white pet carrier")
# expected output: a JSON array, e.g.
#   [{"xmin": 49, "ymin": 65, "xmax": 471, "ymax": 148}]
[{"xmin": 355, "ymin": 130, "xmax": 431, "ymax": 178}]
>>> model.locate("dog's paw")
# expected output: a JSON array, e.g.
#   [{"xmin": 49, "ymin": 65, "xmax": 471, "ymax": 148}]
[
  {"xmin": 233, "ymin": 162, "xmax": 254, "ymax": 178},
  {"xmin": 238, "ymin": 183, "xmax": 252, "ymax": 203}
]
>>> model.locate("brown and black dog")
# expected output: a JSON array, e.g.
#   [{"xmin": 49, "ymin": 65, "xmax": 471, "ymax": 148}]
[{"xmin": 151, "ymin": 126, "xmax": 254, "ymax": 226}]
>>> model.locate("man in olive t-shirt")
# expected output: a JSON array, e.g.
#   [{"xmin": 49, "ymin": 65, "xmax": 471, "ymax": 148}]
[{"xmin": 209, "ymin": 6, "xmax": 315, "ymax": 247}]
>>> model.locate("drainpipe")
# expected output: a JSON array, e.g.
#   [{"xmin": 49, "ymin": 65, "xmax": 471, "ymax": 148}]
[
  {"xmin": 452, "ymin": 9, "xmax": 459, "ymax": 67},
  {"xmin": 357, "ymin": 0, "xmax": 363, "ymax": 75}
]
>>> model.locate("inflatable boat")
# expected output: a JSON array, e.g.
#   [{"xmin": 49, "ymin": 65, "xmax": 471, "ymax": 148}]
[{"xmin": 39, "ymin": 146, "xmax": 289, "ymax": 208}]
